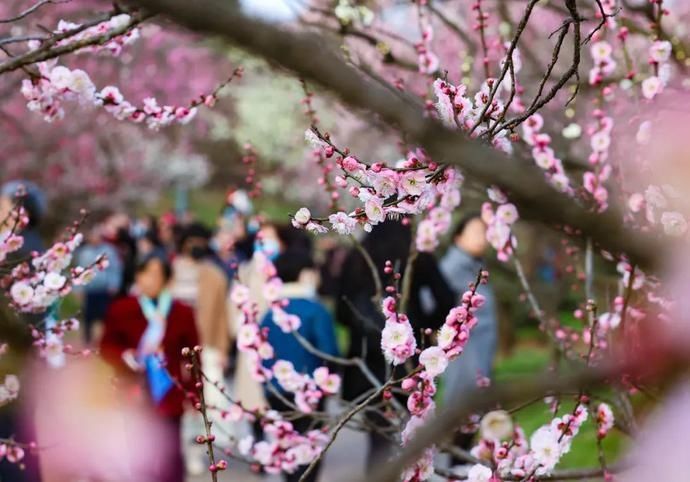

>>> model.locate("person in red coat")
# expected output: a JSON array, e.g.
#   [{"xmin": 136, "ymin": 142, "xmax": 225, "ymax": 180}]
[{"xmin": 101, "ymin": 251, "xmax": 199, "ymax": 482}]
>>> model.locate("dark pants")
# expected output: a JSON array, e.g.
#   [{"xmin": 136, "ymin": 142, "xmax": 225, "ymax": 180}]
[
  {"xmin": 364, "ymin": 410, "xmax": 396, "ymax": 470},
  {"xmin": 83, "ymin": 291, "xmax": 113, "ymax": 344},
  {"xmin": 266, "ymin": 395, "xmax": 323, "ymax": 482}
]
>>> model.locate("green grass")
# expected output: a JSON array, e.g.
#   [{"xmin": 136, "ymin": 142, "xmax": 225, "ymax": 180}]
[
  {"xmin": 494, "ymin": 344, "xmax": 626, "ymax": 469},
  {"xmin": 146, "ymin": 188, "xmax": 302, "ymax": 227}
]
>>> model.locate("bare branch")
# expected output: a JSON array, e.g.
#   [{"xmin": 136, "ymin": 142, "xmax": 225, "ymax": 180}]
[
  {"xmin": 131, "ymin": 0, "xmax": 660, "ymax": 271},
  {"xmin": 0, "ymin": 11, "xmax": 149, "ymax": 75},
  {"xmin": 0, "ymin": 0, "xmax": 71, "ymax": 24}
]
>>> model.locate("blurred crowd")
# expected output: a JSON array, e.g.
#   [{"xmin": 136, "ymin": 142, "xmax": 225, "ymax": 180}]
[{"xmin": 0, "ymin": 183, "xmax": 503, "ymax": 482}]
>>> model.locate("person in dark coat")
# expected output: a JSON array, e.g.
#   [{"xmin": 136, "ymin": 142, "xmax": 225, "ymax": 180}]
[
  {"xmin": 100, "ymin": 252, "xmax": 199, "ymax": 482},
  {"xmin": 335, "ymin": 219, "xmax": 454, "ymax": 468},
  {"xmin": 0, "ymin": 180, "xmax": 46, "ymax": 482}
]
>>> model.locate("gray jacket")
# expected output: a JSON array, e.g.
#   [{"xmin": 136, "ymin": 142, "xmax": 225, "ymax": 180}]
[{"xmin": 439, "ymin": 246, "xmax": 498, "ymax": 402}]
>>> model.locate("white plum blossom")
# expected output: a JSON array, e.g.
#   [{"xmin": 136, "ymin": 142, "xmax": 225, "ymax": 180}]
[
  {"xmin": 467, "ymin": 463, "xmax": 493, "ymax": 482},
  {"xmin": 370, "ymin": 170, "xmax": 399, "ymax": 198},
  {"xmin": 364, "ymin": 196, "xmax": 386, "ymax": 224},
  {"xmin": 496, "ymin": 204, "xmax": 519, "ymax": 225},
  {"xmin": 562, "ymin": 123, "xmax": 582, "ymax": 139},
  {"xmin": 598, "ymin": 312, "xmax": 621, "ymax": 331},
  {"xmin": 68, "ymin": 69, "xmax": 96, "ymax": 100},
  {"xmin": 642, "ymin": 76, "xmax": 662, "ymax": 100},
  {"xmin": 590, "ymin": 41, "xmax": 613, "ymax": 62},
  {"xmin": 293, "ymin": 207, "xmax": 312, "ymax": 227},
  {"xmin": 108, "ymin": 13, "xmax": 132, "ymax": 30},
  {"xmin": 530, "ymin": 426, "xmax": 561, "ymax": 474},
  {"xmin": 418, "ymin": 346, "xmax": 448, "ymax": 378},
  {"xmin": 231, "ymin": 284, "xmax": 250, "ymax": 306},
  {"xmin": 437, "ymin": 324, "xmax": 457, "ymax": 349},
  {"xmin": 590, "ymin": 131, "xmax": 611, "ymax": 152},
  {"xmin": 400, "ymin": 170, "xmax": 427, "ymax": 196},
  {"xmin": 480, "ymin": 410, "xmax": 514, "ymax": 441},
  {"xmin": 381, "ymin": 318, "xmax": 416, "ymax": 365},
  {"xmin": 10, "ymin": 282, "xmax": 34, "ymax": 306},
  {"xmin": 49, "ymin": 66, "xmax": 74, "ymax": 90},
  {"xmin": 43, "ymin": 272, "xmax": 67, "ymax": 291},
  {"xmin": 328, "ymin": 212, "xmax": 357, "ymax": 235},
  {"xmin": 649, "ymin": 40, "xmax": 672, "ymax": 63},
  {"xmin": 237, "ymin": 324, "xmax": 259, "ymax": 350}
]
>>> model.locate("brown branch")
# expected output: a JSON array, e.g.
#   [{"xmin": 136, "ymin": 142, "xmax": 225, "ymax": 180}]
[
  {"xmin": 0, "ymin": 0, "xmax": 71, "ymax": 24},
  {"xmin": 0, "ymin": 11, "xmax": 149, "ymax": 75},
  {"xmin": 366, "ymin": 347, "xmax": 685, "ymax": 482},
  {"xmin": 297, "ymin": 372, "xmax": 407, "ymax": 482},
  {"xmin": 131, "ymin": 0, "xmax": 660, "ymax": 272},
  {"xmin": 188, "ymin": 348, "xmax": 218, "ymax": 482}
]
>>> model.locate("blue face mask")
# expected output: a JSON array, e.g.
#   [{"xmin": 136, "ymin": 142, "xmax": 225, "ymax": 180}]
[{"xmin": 254, "ymin": 238, "xmax": 280, "ymax": 261}]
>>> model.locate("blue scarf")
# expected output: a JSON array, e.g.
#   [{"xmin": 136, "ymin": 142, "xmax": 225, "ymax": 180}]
[{"xmin": 137, "ymin": 291, "xmax": 174, "ymax": 405}]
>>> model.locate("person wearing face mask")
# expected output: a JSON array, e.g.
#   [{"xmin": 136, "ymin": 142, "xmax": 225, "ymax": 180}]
[
  {"xmin": 229, "ymin": 223, "xmax": 312, "ymax": 431},
  {"xmin": 228, "ymin": 223, "xmax": 284, "ymax": 430},
  {"xmin": 100, "ymin": 252, "xmax": 199, "ymax": 482},
  {"xmin": 168, "ymin": 223, "xmax": 230, "ymax": 476}
]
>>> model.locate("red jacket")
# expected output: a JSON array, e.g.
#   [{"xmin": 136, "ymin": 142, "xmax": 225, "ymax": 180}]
[{"xmin": 100, "ymin": 296, "xmax": 200, "ymax": 417}]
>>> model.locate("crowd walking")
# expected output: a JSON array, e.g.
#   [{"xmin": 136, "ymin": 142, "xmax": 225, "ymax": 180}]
[{"xmin": 0, "ymin": 184, "xmax": 503, "ymax": 481}]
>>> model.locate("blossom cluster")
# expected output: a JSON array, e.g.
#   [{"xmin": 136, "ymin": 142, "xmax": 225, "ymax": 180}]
[
  {"xmin": 481, "ymin": 188, "xmax": 518, "ymax": 261},
  {"xmin": 582, "ymin": 111, "xmax": 614, "ymax": 212},
  {"xmin": 0, "ymin": 208, "xmax": 29, "ymax": 264},
  {"xmin": 415, "ymin": 168, "xmax": 463, "ymax": 252},
  {"xmin": 6, "ymin": 232, "xmax": 105, "ymax": 313},
  {"xmin": 433, "ymin": 78, "xmax": 513, "ymax": 154},
  {"xmin": 596, "ymin": 403, "xmax": 615, "ymax": 438},
  {"xmin": 380, "ymin": 295, "xmax": 417, "ymax": 366},
  {"xmin": 642, "ymin": 40, "xmax": 673, "ymax": 100},
  {"xmin": 297, "ymin": 131, "xmax": 462, "ymax": 239},
  {"xmin": 53, "ymin": 14, "xmax": 140, "ymax": 57},
  {"xmin": 400, "ymin": 272, "xmax": 488, "ymax": 481},
  {"xmin": 0, "ymin": 442, "xmax": 27, "ymax": 466},
  {"xmin": 21, "ymin": 60, "xmax": 202, "ymax": 128},
  {"xmin": 272, "ymin": 360, "xmax": 340, "ymax": 413},
  {"xmin": 627, "ymin": 184, "xmax": 689, "ymax": 238},
  {"xmin": 468, "ymin": 404, "xmax": 589, "ymax": 480},
  {"xmin": 30, "ymin": 317, "xmax": 83, "ymax": 367},
  {"xmin": 589, "ymin": 40, "xmax": 618, "ymax": 86},
  {"xmin": 238, "ymin": 413, "xmax": 328, "ymax": 475},
  {"xmin": 521, "ymin": 113, "xmax": 572, "ymax": 193},
  {"xmin": 415, "ymin": 10, "xmax": 439, "ymax": 75}
]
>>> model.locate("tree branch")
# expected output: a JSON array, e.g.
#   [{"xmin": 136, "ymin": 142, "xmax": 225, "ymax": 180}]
[{"xmin": 131, "ymin": 0, "xmax": 661, "ymax": 271}]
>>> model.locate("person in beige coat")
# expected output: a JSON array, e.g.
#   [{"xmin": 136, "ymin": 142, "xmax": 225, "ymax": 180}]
[
  {"xmin": 170, "ymin": 223, "xmax": 230, "ymax": 476},
  {"xmin": 228, "ymin": 223, "xmax": 283, "ymax": 415}
]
